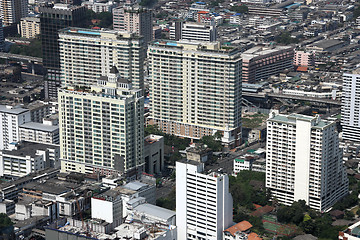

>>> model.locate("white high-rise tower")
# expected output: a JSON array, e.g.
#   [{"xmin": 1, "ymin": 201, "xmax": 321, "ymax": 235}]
[
  {"xmin": 176, "ymin": 160, "xmax": 233, "ymax": 240},
  {"xmin": 266, "ymin": 112, "xmax": 348, "ymax": 211}
]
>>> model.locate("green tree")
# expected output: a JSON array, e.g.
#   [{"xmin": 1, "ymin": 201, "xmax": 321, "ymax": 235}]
[
  {"xmin": 200, "ymin": 135, "xmax": 222, "ymax": 151},
  {"xmin": 156, "ymin": 187, "xmax": 176, "ymax": 210},
  {"xmin": 230, "ymin": 5, "xmax": 248, "ymax": 14},
  {"xmin": 9, "ymin": 37, "xmax": 42, "ymax": 58},
  {"xmin": 354, "ymin": 6, "xmax": 360, "ymax": 19},
  {"xmin": 0, "ymin": 213, "xmax": 12, "ymax": 228},
  {"xmin": 275, "ymin": 31, "xmax": 299, "ymax": 44}
]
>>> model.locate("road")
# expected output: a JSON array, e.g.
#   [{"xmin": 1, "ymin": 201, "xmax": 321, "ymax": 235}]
[
  {"xmin": 205, "ymin": 142, "xmax": 266, "ymax": 175},
  {"xmin": 155, "ymin": 142, "xmax": 266, "ymax": 200}
]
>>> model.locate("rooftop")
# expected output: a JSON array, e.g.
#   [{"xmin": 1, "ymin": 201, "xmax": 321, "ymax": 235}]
[
  {"xmin": 123, "ymin": 181, "xmax": 148, "ymax": 191},
  {"xmin": 23, "ymin": 178, "xmax": 81, "ymax": 195},
  {"xmin": 269, "ymin": 113, "xmax": 332, "ymax": 128},
  {"xmin": 0, "ymin": 105, "xmax": 29, "ymax": 115},
  {"xmin": 224, "ymin": 221, "xmax": 253, "ymax": 236},
  {"xmin": 19, "ymin": 122, "xmax": 58, "ymax": 132},
  {"xmin": 2, "ymin": 141, "xmax": 58, "ymax": 158},
  {"xmin": 134, "ymin": 203, "xmax": 175, "ymax": 221}
]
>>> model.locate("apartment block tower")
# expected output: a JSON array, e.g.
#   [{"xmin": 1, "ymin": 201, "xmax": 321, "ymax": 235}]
[
  {"xmin": 266, "ymin": 112, "xmax": 348, "ymax": 211},
  {"xmin": 113, "ymin": 6, "xmax": 153, "ymax": 45},
  {"xmin": 0, "ymin": 105, "xmax": 31, "ymax": 150},
  {"xmin": 58, "ymin": 67, "xmax": 144, "ymax": 177},
  {"xmin": 148, "ymin": 40, "xmax": 242, "ymax": 148},
  {"xmin": 169, "ymin": 22, "xmax": 217, "ymax": 42},
  {"xmin": 176, "ymin": 160, "xmax": 233, "ymax": 240},
  {"xmin": 0, "ymin": 0, "xmax": 28, "ymax": 26},
  {"xmin": 0, "ymin": 19, "xmax": 4, "ymax": 52},
  {"xmin": 59, "ymin": 28, "xmax": 145, "ymax": 90},
  {"xmin": 40, "ymin": 4, "xmax": 86, "ymax": 100},
  {"xmin": 241, "ymin": 45, "xmax": 294, "ymax": 83},
  {"xmin": 342, "ymin": 70, "xmax": 360, "ymax": 143}
]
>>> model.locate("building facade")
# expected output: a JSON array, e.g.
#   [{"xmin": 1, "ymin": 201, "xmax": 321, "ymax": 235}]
[
  {"xmin": 176, "ymin": 160, "xmax": 233, "ymax": 240},
  {"xmin": 342, "ymin": 70, "xmax": 360, "ymax": 143},
  {"xmin": 0, "ymin": 105, "xmax": 31, "ymax": 150},
  {"xmin": 59, "ymin": 28, "xmax": 145, "ymax": 91},
  {"xmin": 40, "ymin": 4, "xmax": 86, "ymax": 100},
  {"xmin": 241, "ymin": 46, "xmax": 294, "ymax": 83},
  {"xmin": 169, "ymin": 22, "xmax": 217, "ymax": 42},
  {"xmin": 59, "ymin": 67, "xmax": 144, "ymax": 177},
  {"xmin": 82, "ymin": 0, "xmax": 117, "ymax": 13},
  {"xmin": 144, "ymin": 135, "xmax": 164, "ymax": 175},
  {"xmin": 0, "ymin": 141, "xmax": 60, "ymax": 178},
  {"xmin": 113, "ymin": 6, "xmax": 153, "ymax": 45},
  {"xmin": 0, "ymin": 19, "xmax": 4, "ymax": 52},
  {"xmin": 293, "ymin": 50, "xmax": 315, "ymax": 67},
  {"xmin": 19, "ymin": 122, "xmax": 59, "ymax": 145},
  {"xmin": 266, "ymin": 112, "xmax": 348, "ymax": 211},
  {"xmin": 18, "ymin": 17, "xmax": 40, "ymax": 39},
  {"xmin": 148, "ymin": 40, "xmax": 242, "ymax": 148},
  {"xmin": 0, "ymin": 0, "xmax": 28, "ymax": 26}
]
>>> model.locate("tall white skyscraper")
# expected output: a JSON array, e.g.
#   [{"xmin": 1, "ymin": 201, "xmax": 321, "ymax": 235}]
[
  {"xmin": 0, "ymin": 105, "xmax": 31, "ymax": 150},
  {"xmin": 176, "ymin": 160, "xmax": 233, "ymax": 240},
  {"xmin": 266, "ymin": 112, "xmax": 348, "ymax": 211},
  {"xmin": 342, "ymin": 70, "xmax": 360, "ymax": 143},
  {"xmin": 59, "ymin": 28, "xmax": 145, "ymax": 90},
  {"xmin": 148, "ymin": 40, "xmax": 242, "ymax": 148},
  {"xmin": 58, "ymin": 67, "xmax": 144, "ymax": 177}
]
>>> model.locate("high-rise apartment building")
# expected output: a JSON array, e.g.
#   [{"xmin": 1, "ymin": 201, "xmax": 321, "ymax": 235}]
[
  {"xmin": 241, "ymin": 45, "xmax": 294, "ymax": 83},
  {"xmin": 40, "ymin": 4, "xmax": 86, "ymax": 100},
  {"xmin": 0, "ymin": 105, "xmax": 31, "ymax": 150},
  {"xmin": 176, "ymin": 160, "xmax": 233, "ymax": 240},
  {"xmin": 266, "ymin": 112, "xmax": 348, "ymax": 211},
  {"xmin": 0, "ymin": 0, "xmax": 28, "ymax": 26},
  {"xmin": 169, "ymin": 22, "xmax": 217, "ymax": 42},
  {"xmin": 342, "ymin": 70, "xmax": 360, "ymax": 143},
  {"xmin": 58, "ymin": 67, "xmax": 144, "ymax": 177},
  {"xmin": 59, "ymin": 27, "xmax": 145, "ymax": 91},
  {"xmin": 148, "ymin": 40, "xmax": 242, "ymax": 148},
  {"xmin": 113, "ymin": 6, "xmax": 153, "ymax": 45},
  {"xmin": 0, "ymin": 19, "xmax": 4, "ymax": 52},
  {"xmin": 18, "ymin": 17, "xmax": 40, "ymax": 39}
]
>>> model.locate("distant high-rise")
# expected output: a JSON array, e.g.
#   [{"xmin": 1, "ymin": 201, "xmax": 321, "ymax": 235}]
[
  {"xmin": 0, "ymin": 105, "xmax": 31, "ymax": 150},
  {"xmin": 0, "ymin": 0, "xmax": 28, "ymax": 26},
  {"xmin": 59, "ymin": 67, "xmax": 144, "ymax": 177},
  {"xmin": 176, "ymin": 160, "xmax": 233, "ymax": 240},
  {"xmin": 59, "ymin": 27, "xmax": 145, "ymax": 90},
  {"xmin": 0, "ymin": 19, "xmax": 4, "ymax": 51},
  {"xmin": 342, "ymin": 70, "xmax": 360, "ymax": 143},
  {"xmin": 113, "ymin": 6, "xmax": 153, "ymax": 45},
  {"xmin": 266, "ymin": 112, "xmax": 348, "ymax": 211},
  {"xmin": 169, "ymin": 22, "xmax": 217, "ymax": 42},
  {"xmin": 148, "ymin": 40, "xmax": 242, "ymax": 148},
  {"xmin": 40, "ymin": 4, "xmax": 86, "ymax": 100}
]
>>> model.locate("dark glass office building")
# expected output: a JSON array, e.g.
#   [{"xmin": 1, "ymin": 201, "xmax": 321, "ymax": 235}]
[{"xmin": 40, "ymin": 4, "xmax": 86, "ymax": 100}]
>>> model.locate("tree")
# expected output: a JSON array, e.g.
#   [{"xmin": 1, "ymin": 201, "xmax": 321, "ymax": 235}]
[
  {"xmin": 200, "ymin": 135, "xmax": 222, "ymax": 151},
  {"xmin": 9, "ymin": 37, "xmax": 42, "ymax": 58},
  {"xmin": 354, "ymin": 6, "xmax": 360, "ymax": 19},
  {"xmin": 275, "ymin": 31, "xmax": 299, "ymax": 44},
  {"xmin": 230, "ymin": 5, "xmax": 248, "ymax": 14},
  {"xmin": 0, "ymin": 214, "xmax": 12, "ymax": 228}
]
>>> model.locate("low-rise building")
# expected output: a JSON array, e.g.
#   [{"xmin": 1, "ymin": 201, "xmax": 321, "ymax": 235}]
[
  {"xmin": 339, "ymin": 220, "xmax": 360, "ymax": 240},
  {"xmin": 0, "ymin": 141, "xmax": 60, "ymax": 178},
  {"xmin": 241, "ymin": 46, "xmax": 294, "ymax": 83},
  {"xmin": 92, "ymin": 188, "xmax": 123, "ymax": 227},
  {"xmin": 18, "ymin": 17, "xmax": 40, "ymax": 39},
  {"xmin": 169, "ymin": 22, "xmax": 217, "ymax": 42},
  {"xmin": 144, "ymin": 135, "xmax": 164, "ymax": 175},
  {"xmin": 19, "ymin": 121, "xmax": 59, "ymax": 144},
  {"xmin": 82, "ymin": 0, "xmax": 117, "ymax": 13}
]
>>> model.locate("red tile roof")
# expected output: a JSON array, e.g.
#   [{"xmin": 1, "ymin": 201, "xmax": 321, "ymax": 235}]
[
  {"xmin": 224, "ymin": 221, "xmax": 253, "ymax": 236},
  {"xmin": 248, "ymin": 232, "xmax": 262, "ymax": 240}
]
